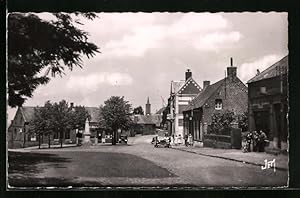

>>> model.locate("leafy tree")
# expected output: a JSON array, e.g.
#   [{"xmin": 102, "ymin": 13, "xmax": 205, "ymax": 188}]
[
  {"xmin": 8, "ymin": 13, "xmax": 99, "ymax": 107},
  {"xmin": 29, "ymin": 101, "xmax": 55, "ymax": 148},
  {"xmin": 29, "ymin": 100, "xmax": 89, "ymax": 148},
  {"xmin": 50, "ymin": 100, "xmax": 74, "ymax": 148},
  {"xmin": 237, "ymin": 112, "xmax": 248, "ymax": 132},
  {"xmin": 100, "ymin": 96, "xmax": 133, "ymax": 145},
  {"xmin": 69, "ymin": 105, "xmax": 91, "ymax": 130},
  {"xmin": 210, "ymin": 110, "xmax": 236, "ymax": 135},
  {"xmin": 133, "ymin": 106, "xmax": 144, "ymax": 115}
]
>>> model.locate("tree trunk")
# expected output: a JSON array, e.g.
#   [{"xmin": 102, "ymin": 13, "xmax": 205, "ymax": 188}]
[
  {"xmin": 60, "ymin": 131, "xmax": 63, "ymax": 148},
  {"xmin": 112, "ymin": 130, "xmax": 117, "ymax": 145},
  {"xmin": 48, "ymin": 133, "xmax": 51, "ymax": 148},
  {"xmin": 38, "ymin": 132, "xmax": 41, "ymax": 149},
  {"xmin": 23, "ymin": 132, "xmax": 26, "ymax": 148}
]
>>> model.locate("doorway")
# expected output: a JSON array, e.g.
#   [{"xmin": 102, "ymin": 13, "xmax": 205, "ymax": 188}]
[{"xmin": 254, "ymin": 110, "xmax": 270, "ymax": 137}]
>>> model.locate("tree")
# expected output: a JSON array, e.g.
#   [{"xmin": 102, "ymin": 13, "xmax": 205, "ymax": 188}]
[
  {"xmin": 8, "ymin": 13, "xmax": 99, "ymax": 107},
  {"xmin": 210, "ymin": 110, "xmax": 235, "ymax": 135},
  {"xmin": 69, "ymin": 105, "xmax": 91, "ymax": 130},
  {"xmin": 237, "ymin": 111, "xmax": 248, "ymax": 132},
  {"xmin": 100, "ymin": 96, "xmax": 133, "ymax": 145},
  {"xmin": 29, "ymin": 101, "xmax": 54, "ymax": 148},
  {"xmin": 50, "ymin": 100, "xmax": 75, "ymax": 148},
  {"xmin": 133, "ymin": 106, "xmax": 144, "ymax": 115}
]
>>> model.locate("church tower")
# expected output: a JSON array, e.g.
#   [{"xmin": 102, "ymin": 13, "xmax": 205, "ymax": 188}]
[{"xmin": 145, "ymin": 97, "xmax": 151, "ymax": 115}]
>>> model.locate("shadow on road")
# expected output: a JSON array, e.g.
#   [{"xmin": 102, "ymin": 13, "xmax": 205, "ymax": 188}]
[{"xmin": 8, "ymin": 151, "xmax": 71, "ymax": 174}]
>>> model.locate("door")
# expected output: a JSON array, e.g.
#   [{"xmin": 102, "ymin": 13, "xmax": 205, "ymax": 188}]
[{"xmin": 254, "ymin": 110, "xmax": 270, "ymax": 137}]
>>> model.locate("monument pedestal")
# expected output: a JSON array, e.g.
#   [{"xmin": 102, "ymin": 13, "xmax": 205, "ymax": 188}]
[{"xmin": 82, "ymin": 118, "xmax": 91, "ymax": 145}]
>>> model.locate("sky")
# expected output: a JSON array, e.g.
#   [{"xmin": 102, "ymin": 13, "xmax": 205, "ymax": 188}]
[{"xmin": 7, "ymin": 12, "xmax": 288, "ymax": 123}]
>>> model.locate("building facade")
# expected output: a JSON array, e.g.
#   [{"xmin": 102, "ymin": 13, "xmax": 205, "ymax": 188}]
[
  {"xmin": 133, "ymin": 98, "xmax": 162, "ymax": 135},
  {"xmin": 183, "ymin": 58, "xmax": 248, "ymax": 141},
  {"xmin": 7, "ymin": 106, "xmax": 102, "ymax": 148},
  {"xmin": 166, "ymin": 69, "xmax": 202, "ymax": 137},
  {"xmin": 247, "ymin": 55, "xmax": 288, "ymax": 151}
]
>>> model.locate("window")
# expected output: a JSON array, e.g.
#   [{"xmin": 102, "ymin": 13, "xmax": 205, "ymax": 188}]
[
  {"xmin": 65, "ymin": 130, "xmax": 71, "ymax": 139},
  {"xmin": 178, "ymin": 105, "xmax": 188, "ymax": 114},
  {"xmin": 215, "ymin": 99, "xmax": 222, "ymax": 110},
  {"xmin": 178, "ymin": 119, "xmax": 184, "ymax": 126},
  {"xmin": 260, "ymin": 87, "xmax": 267, "ymax": 94}
]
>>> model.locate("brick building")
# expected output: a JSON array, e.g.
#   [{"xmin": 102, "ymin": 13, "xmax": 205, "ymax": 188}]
[
  {"xmin": 164, "ymin": 69, "xmax": 202, "ymax": 137},
  {"xmin": 247, "ymin": 55, "xmax": 288, "ymax": 151},
  {"xmin": 183, "ymin": 58, "xmax": 248, "ymax": 142}
]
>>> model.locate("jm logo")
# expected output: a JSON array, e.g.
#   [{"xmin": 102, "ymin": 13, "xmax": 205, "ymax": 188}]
[{"xmin": 261, "ymin": 159, "xmax": 276, "ymax": 172}]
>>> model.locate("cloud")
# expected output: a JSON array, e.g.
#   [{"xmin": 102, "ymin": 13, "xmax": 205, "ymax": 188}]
[
  {"xmin": 238, "ymin": 54, "xmax": 282, "ymax": 83},
  {"xmin": 194, "ymin": 31, "xmax": 241, "ymax": 51},
  {"xmin": 101, "ymin": 13, "xmax": 241, "ymax": 57},
  {"xmin": 66, "ymin": 72, "xmax": 133, "ymax": 92}
]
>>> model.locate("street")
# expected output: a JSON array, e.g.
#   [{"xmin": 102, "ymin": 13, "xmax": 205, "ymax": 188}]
[{"xmin": 8, "ymin": 135, "xmax": 288, "ymax": 188}]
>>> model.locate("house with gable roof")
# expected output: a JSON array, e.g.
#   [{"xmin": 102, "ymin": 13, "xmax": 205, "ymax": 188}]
[
  {"xmin": 183, "ymin": 58, "xmax": 248, "ymax": 142},
  {"xmin": 247, "ymin": 55, "xmax": 288, "ymax": 151},
  {"xmin": 132, "ymin": 97, "xmax": 162, "ymax": 135},
  {"xmin": 164, "ymin": 69, "xmax": 202, "ymax": 137}
]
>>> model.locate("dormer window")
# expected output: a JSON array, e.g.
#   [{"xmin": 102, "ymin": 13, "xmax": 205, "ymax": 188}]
[{"xmin": 215, "ymin": 99, "xmax": 223, "ymax": 110}]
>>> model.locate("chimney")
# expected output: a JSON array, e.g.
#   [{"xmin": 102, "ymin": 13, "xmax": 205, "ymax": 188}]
[
  {"xmin": 203, "ymin": 81, "xmax": 210, "ymax": 90},
  {"xmin": 227, "ymin": 57, "xmax": 237, "ymax": 81},
  {"xmin": 185, "ymin": 69, "xmax": 192, "ymax": 81}
]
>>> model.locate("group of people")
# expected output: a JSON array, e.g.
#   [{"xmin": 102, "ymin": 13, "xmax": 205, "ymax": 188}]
[
  {"xmin": 244, "ymin": 130, "xmax": 268, "ymax": 152},
  {"xmin": 152, "ymin": 133, "xmax": 194, "ymax": 147},
  {"xmin": 172, "ymin": 133, "xmax": 194, "ymax": 146}
]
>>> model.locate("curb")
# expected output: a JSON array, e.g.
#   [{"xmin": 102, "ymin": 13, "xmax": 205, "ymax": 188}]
[{"xmin": 171, "ymin": 147, "xmax": 288, "ymax": 172}]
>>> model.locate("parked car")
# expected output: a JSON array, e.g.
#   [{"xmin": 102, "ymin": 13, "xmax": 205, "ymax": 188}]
[
  {"xmin": 118, "ymin": 134, "xmax": 128, "ymax": 144},
  {"xmin": 104, "ymin": 135, "xmax": 112, "ymax": 143}
]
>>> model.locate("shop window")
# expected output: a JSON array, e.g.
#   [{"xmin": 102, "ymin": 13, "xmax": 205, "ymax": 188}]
[{"xmin": 215, "ymin": 99, "xmax": 222, "ymax": 110}]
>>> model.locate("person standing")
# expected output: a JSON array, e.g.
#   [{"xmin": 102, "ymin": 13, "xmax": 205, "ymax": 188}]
[
  {"xmin": 184, "ymin": 134, "xmax": 188, "ymax": 146},
  {"xmin": 188, "ymin": 133, "xmax": 193, "ymax": 146},
  {"xmin": 258, "ymin": 130, "xmax": 267, "ymax": 152}
]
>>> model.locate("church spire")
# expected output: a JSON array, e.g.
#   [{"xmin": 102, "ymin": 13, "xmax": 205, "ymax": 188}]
[{"xmin": 145, "ymin": 97, "xmax": 151, "ymax": 115}]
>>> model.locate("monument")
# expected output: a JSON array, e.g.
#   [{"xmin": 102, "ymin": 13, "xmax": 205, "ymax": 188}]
[{"xmin": 83, "ymin": 117, "xmax": 91, "ymax": 144}]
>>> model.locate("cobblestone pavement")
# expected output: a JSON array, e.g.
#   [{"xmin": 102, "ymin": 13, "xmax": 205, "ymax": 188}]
[{"xmin": 8, "ymin": 135, "xmax": 288, "ymax": 188}]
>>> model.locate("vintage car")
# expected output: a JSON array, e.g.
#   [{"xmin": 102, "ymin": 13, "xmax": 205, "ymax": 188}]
[
  {"xmin": 118, "ymin": 134, "xmax": 128, "ymax": 144},
  {"xmin": 104, "ymin": 135, "xmax": 112, "ymax": 143}
]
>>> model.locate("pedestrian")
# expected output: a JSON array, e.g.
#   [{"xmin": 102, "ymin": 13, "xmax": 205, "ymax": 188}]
[
  {"xmin": 184, "ymin": 134, "xmax": 188, "ymax": 146},
  {"xmin": 258, "ymin": 130, "xmax": 267, "ymax": 152},
  {"xmin": 253, "ymin": 131, "xmax": 259, "ymax": 152},
  {"xmin": 244, "ymin": 131, "xmax": 253, "ymax": 152},
  {"xmin": 188, "ymin": 133, "xmax": 193, "ymax": 146},
  {"xmin": 178, "ymin": 134, "xmax": 182, "ymax": 145},
  {"xmin": 174, "ymin": 135, "xmax": 178, "ymax": 146}
]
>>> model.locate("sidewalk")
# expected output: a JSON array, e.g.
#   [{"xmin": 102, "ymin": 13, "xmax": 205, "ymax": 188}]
[
  {"xmin": 8, "ymin": 143, "xmax": 78, "ymax": 152},
  {"xmin": 171, "ymin": 145, "xmax": 288, "ymax": 171}
]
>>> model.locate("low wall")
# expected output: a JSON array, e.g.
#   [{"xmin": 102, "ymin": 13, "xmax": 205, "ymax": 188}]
[{"xmin": 203, "ymin": 128, "xmax": 242, "ymax": 149}]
